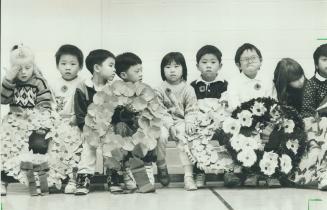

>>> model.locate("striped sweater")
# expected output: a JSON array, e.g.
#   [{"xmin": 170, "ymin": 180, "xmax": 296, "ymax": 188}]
[{"xmin": 1, "ymin": 75, "xmax": 52, "ymax": 112}]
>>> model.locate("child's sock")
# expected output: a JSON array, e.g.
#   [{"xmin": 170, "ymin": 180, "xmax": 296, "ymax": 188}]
[
  {"xmin": 129, "ymin": 158, "xmax": 155, "ymax": 193},
  {"xmin": 144, "ymin": 164, "xmax": 155, "ymax": 185},
  {"xmin": 37, "ymin": 162, "xmax": 49, "ymax": 194},
  {"xmin": 183, "ymin": 165, "xmax": 193, "ymax": 177},
  {"xmin": 20, "ymin": 161, "xmax": 38, "ymax": 196}
]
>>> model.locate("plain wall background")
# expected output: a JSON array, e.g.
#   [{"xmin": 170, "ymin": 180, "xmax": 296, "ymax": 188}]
[{"xmin": 1, "ymin": 0, "xmax": 327, "ymax": 115}]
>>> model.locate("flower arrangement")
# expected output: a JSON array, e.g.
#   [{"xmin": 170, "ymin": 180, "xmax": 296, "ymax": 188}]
[
  {"xmin": 218, "ymin": 97, "xmax": 306, "ymax": 179},
  {"xmin": 182, "ymin": 98, "xmax": 234, "ymax": 174},
  {"xmin": 82, "ymin": 81, "xmax": 163, "ymax": 171}
]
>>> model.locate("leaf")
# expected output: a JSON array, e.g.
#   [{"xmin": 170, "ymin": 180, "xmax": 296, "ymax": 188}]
[
  {"xmin": 104, "ymin": 157, "xmax": 121, "ymax": 171},
  {"xmin": 132, "ymin": 97, "xmax": 147, "ymax": 112},
  {"xmin": 132, "ymin": 143, "xmax": 148, "ymax": 158},
  {"xmin": 93, "ymin": 92, "xmax": 106, "ymax": 105},
  {"xmin": 122, "ymin": 136, "xmax": 135, "ymax": 151},
  {"xmin": 111, "ymin": 148, "xmax": 124, "ymax": 161}
]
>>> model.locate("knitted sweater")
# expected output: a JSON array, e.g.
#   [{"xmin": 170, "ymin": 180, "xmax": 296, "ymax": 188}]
[
  {"xmin": 155, "ymin": 81, "xmax": 198, "ymax": 126},
  {"xmin": 1, "ymin": 75, "xmax": 52, "ymax": 112},
  {"xmin": 190, "ymin": 76, "xmax": 228, "ymax": 100},
  {"xmin": 301, "ymin": 74, "xmax": 327, "ymax": 118}
]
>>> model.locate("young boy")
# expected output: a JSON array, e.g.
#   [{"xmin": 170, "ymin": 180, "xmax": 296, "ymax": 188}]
[
  {"xmin": 114, "ymin": 52, "xmax": 170, "ymax": 192},
  {"xmin": 190, "ymin": 45, "xmax": 240, "ymax": 188},
  {"xmin": 74, "ymin": 49, "xmax": 119, "ymax": 195},
  {"xmin": 302, "ymin": 43, "xmax": 327, "ymax": 119},
  {"xmin": 52, "ymin": 44, "xmax": 85, "ymax": 194},
  {"xmin": 227, "ymin": 43, "xmax": 276, "ymax": 186}
]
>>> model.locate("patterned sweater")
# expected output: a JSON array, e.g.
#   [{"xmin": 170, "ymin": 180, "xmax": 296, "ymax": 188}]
[
  {"xmin": 190, "ymin": 76, "xmax": 228, "ymax": 100},
  {"xmin": 301, "ymin": 74, "xmax": 327, "ymax": 118},
  {"xmin": 155, "ymin": 81, "xmax": 198, "ymax": 126},
  {"xmin": 1, "ymin": 75, "xmax": 52, "ymax": 112}
]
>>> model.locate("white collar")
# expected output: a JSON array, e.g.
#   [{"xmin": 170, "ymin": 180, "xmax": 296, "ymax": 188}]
[
  {"xmin": 239, "ymin": 72, "xmax": 262, "ymax": 83},
  {"xmin": 195, "ymin": 75, "xmax": 225, "ymax": 84},
  {"xmin": 84, "ymin": 78, "xmax": 106, "ymax": 91},
  {"xmin": 315, "ymin": 73, "xmax": 327, "ymax": 81}
]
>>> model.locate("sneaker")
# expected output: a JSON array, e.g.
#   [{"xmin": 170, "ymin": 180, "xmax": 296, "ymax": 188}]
[
  {"xmin": 184, "ymin": 176, "xmax": 197, "ymax": 191},
  {"xmin": 64, "ymin": 180, "xmax": 77, "ymax": 194},
  {"xmin": 195, "ymin": 173, "xmax": 206, "ymax": 188},
  {"xmin": 1, "ymin": 182, "xmax": 8, "ymax": 196},
  {"xmin": 123, "ymin": 168, "xmax": 137, "ymax": 191},
  {"xmin": 157, "ymin": 166, "xmax": 170, "ymax": 187},
  {"xmin": 145, "ymin": 165, "xmax": 155, "ymax": 185},
  {"xmin": 224, "ymin": 172, "xmax": 241, "ymax": 188},
  {"xmin": 243, "ymin": 175, "xmax": 258, "ymax": 187},
  {"xmin": 75, "ymin": 174, "xmax": 91, "ymax": 195},
  {"xmin": 107, "ymin": 171, "xmax": 124, "ymax": 194}
]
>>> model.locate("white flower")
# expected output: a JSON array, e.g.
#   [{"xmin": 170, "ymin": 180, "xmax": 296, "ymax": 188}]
[
  {"xmin": 262, "ymin": 151, "xmax": 279, "ymax": 163},
  {"xmin": 237, "ymin": 149, "xmax": 257, "ymax": 167},
  {"xmin": 269, "ymin": 104, "xmax": 281, "ymax": 120},
  {"xmin": 223, "ymin": 118, "xmax": 241, "ymax": 135},
  {"xmin": 251, "ymin": 101, "xmax": 267, "ymax": 116},
  {"xmin": 286, "ymin": 139, "xmax": 299, "ymax": 154},
  {"xmin": 283, "ymin": 119, "xmax": 295, "ymax": 133},
  {"xmin": 279, "ymin": 154, "xmax": 292, "ymax": 174},
  {"xmin": 230, "ymin": 135, "xmax": 243, "ymax": 152},
  {"xmin": 242, "ymin": 136, "xmax": 260, "ymax": 151},
  {"xmin": 259, "ymin": 158, "xmax": 277, "ymax": 176},
  {"xmin": 237, "ymin": 110, "xmax": 253, "ymax": 127}
]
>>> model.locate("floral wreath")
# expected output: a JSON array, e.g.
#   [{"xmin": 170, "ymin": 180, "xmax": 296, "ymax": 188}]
[
  {"xmin": 0, "ymin": 109, "xmax": 63, "ymax": 187},
  {"xmin": 182, "ymin": 98, "xmax": 235, "ymax": 174},
  {"xmin": 83, "ymin": 80, "xmax": 162, "ymax": 171},
  {"xmin": 217, "ymin": 97, "xmax": 307, "ymax": 179}
]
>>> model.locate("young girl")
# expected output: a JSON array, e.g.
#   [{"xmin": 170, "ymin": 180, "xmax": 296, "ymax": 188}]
[
  {"xmin": 1, "ymin": 45, "xmax": 54, "ymax": 196},
  {"xmin": 155, "ymin": 52, "xmax": 199, "ymax": 191},
  {"xmin": 273, "ymin": 58, "xmax": 306, "ymax": 114}
]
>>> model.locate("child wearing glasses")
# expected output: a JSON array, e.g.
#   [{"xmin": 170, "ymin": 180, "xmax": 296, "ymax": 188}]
[{"xmin": 227, "ymin": 43, "xmax": 275, "ymax": 110}]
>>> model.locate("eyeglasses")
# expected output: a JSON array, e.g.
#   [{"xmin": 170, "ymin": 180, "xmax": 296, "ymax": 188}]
[{"xmin": 240, "ymin": 56, "xmax": 259, "ymax": 63}]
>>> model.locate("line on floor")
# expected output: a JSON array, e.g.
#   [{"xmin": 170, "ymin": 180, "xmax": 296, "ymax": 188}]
[{"xmin": 209, "ymin": 187, "xmax": 234, "ymax": 210}]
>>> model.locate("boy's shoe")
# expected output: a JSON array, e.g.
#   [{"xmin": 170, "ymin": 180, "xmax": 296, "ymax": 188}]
[
  {"xmin": 75, "ymin": 174, "xmax": 91, "ymax": 195},
  {"xmin": 224, "ymin": 172, "xmax": 241, "ymax": 188},
  {"xmin": 184, "ymin": 176, "xmax": 197, "ymax": 191},
  {"xmin": 157, "ymin": 166, "xmax": 170, "ymax": 187},
  {"xmin": 64, "ymin": 180, "xmax": 77, "ymax": 194},
  {"xmin": 1, "ymin": 182, "xmax": 8, "ymax": 196},
  {"xmin": 123, "ymin": 168, "xmax": 137, "ymax": 191},
  {"xmin": 195, "ymin": 173, "xmax": 206, "ymax": 188},
  {"xmin": 107, "ymin": 170, "xmax": 124, "ymax": 194},
  {"xmin": 243, "ymin": 175, "xmax": 258, "ymax": 187},
  {"xmin": 145, "ymin": 165, "xmax": 155, "ymax": 185}
]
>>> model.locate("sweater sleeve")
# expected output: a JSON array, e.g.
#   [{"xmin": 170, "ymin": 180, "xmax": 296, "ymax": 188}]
[
  {"xmin": 184, "ymin": 86, "xmax": 199, "ymax": 123},
  {"xmin": 1, "ymin": 78, "xmax": 16, "ymax": 104},
  {"xmin": 35, "ymin": 77, "xmax": 52, "ymax": 110},
  {"xmin": 74, "ymin": 87, "xmax": 88, "ymax": 130},
  {"xmin": 301, "ymin": 80, "xmax": 318, "ymax": 118},
  {"xmin": 154, "ymin": 87, "xmax": 174, "ymax": 129}
]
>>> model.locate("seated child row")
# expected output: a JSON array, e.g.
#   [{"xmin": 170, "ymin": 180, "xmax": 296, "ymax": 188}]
[{"xmin": 1, "ymin": 43, "xmax": 327, "ymax": 196}]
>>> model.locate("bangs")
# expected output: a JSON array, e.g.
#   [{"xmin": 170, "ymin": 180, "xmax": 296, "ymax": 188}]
[{"xmin": 286, "ymin": 63, "xmax": 304, "ymax": 82}]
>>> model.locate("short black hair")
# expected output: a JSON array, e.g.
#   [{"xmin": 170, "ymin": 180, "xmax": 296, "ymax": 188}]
[
  {"xmin": 234, "ymin": 43, "xmax": 262, "ymax": 70},
  {"xmin": 313, "ymin": 43, "xmax": 327, "ymax": 73},
  {"xmin": 55, "ymin": 44, "xmax": 84, "ymax": 69},
  {"xmin": 196, "ymin": 45, "xmax": 222, "ymax": 63},
  {"xmin": 85, "ymin": 49, "xmax": 115, "ymax": 74},
  {"xmin": 115, "ymin": 52, "xmax": 142, "ymax": 78},
  {"xmin": 160, "ymin": 52, "xmax": 187, "ymax": 81}
]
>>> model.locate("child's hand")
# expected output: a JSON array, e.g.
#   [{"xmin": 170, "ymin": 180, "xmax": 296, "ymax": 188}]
[
  {"xmin": 5, "ymin": 65, "xmax": 20, "ymax": 81},
  {"xmin": 185, "ymin": 122, "xmax": 196, "ymax": 135}
]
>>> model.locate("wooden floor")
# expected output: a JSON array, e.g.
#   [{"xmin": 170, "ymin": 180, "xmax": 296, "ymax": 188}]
[{"xmin": 1, "ymin": 183, "xmax": 327, "ymax": 210}]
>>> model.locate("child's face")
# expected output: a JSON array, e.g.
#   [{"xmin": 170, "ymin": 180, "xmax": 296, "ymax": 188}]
[
  {"xmin": 121, "ymin": 64, "xmax": 143, "ymax": 83},
  {"xmin": 316, "ymin": 55, "xmax": 327, "ymax": 78},
  {"xmin": 197, "ymin": 53, "xmax": 222, "ymax": 81},
  {"xmin": 15, "ymin": 59, "xmax": 34, "ymax": 82},
  {"xmin": 238, "ymin": 49, "xmax": 262, "ymax": 79},
  {"xmin": 289, "ymin": 75, "xmax": 305, "ymax": 89},
  {"xmin": 164, "ymin": 60, "xmax": 183, "ymax": 84},
  {"xmin": 57, "ymin": 54, "xmax": 81, "ymax": 80},
  {"xmin": 96, "ymin": 57, "xmax": 116, "ymax": 82}
]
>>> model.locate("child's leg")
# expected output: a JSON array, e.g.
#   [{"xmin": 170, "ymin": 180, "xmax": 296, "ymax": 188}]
[
  {"xmin": 156, "ymin": 127, "xmax": 170, "ymax": 186},
  {"xmin": 129, "ymin": 157, "xmax": 155, "ymax": 193}
]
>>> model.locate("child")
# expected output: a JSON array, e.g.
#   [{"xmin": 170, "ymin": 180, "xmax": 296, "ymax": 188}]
[
  {"xmin": 74, "ymin": 49, "xmax": 119, "ymax": 195},
  {"xmin": 273, "ymin": 58, "xmax": 306, "ymax": 114},
  {"xmin": 1, "ymin": 45, "xmax": 53, "ymax": 196},
  {"xmin": 227, "ymin": 43, "xmax": 275, "ymax": 110},
  {"xmin": 302, "ymin": 43, "xmax": 327, "ymax": 118},
  {"xmin": 190, "ymin": 45, "xmax": 240, "ymax": 188},
  {"xmin": 113, "ymin": 52, "xmax": 165, "ymax": 192},
  {"xmin": 51, "ymin": 44, "xmax": 85, "ymax": 194},
  {"xmin": 227, "ymin": 43, "xmax": 275, "ymax": 186},
  {"xmin": 156, "ymin": 52, "xmax": 199, "ymax": 191}
]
